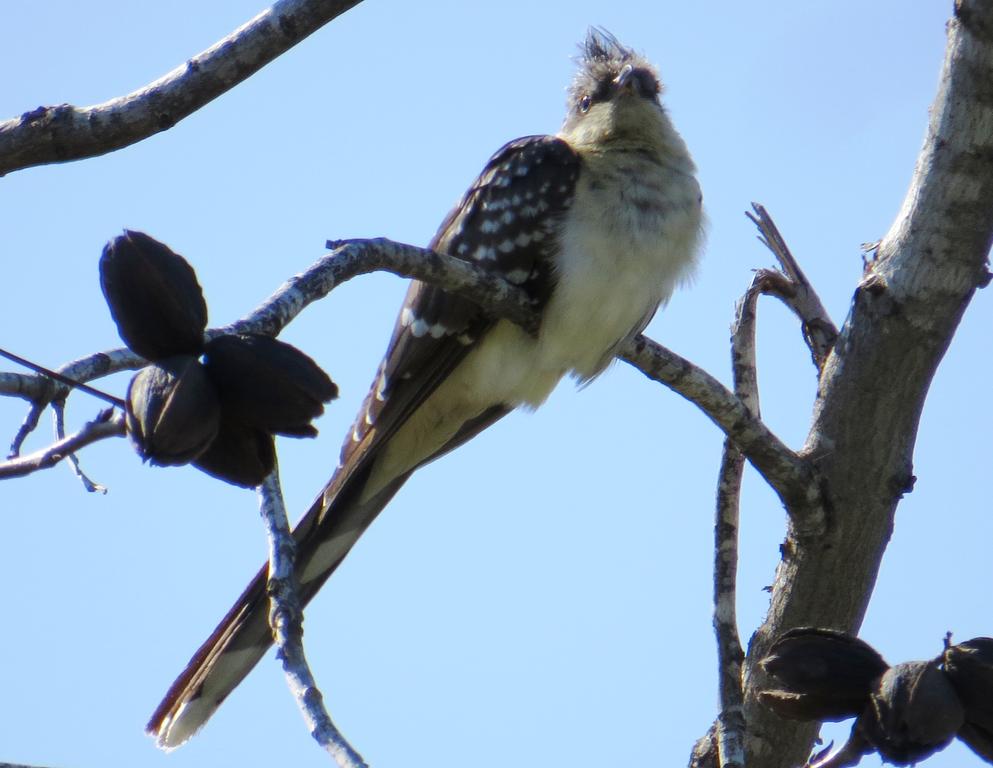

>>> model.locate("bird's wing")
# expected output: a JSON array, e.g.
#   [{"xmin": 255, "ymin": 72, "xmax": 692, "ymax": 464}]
[{"xmin": 147, "ymin": 135, "xmax": 582, "ymax": 748}]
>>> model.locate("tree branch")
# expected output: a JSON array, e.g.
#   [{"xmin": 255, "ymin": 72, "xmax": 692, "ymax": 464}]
[
  {"xmin": 619, "ymin": 336, "xmax": 823, "ymax": 529},
  {"xmin": 258, "ymin": 470, "xmax": 369, "ymax": 767},
  {"xmin": 0, "ymin": 409, "xmax": 124, "ymax": 479},
  {"xmin": 0, "ymin": 371, "xmax": 51, "ymax": 403},
  {"xmin": 51, "ymin": 400, "xmax": 107, "ymax": 492},
  {"xmin": 3, "ymin": 347, "xmax": 143, "ymax": 457},
  {"xmin": 746, "ymin": 204, "xmax": 839, "ymax": 370},
  {"xmin": 0, "ymin": 0, "xmax": 362, "ymax": 176},
  {"xmin": 0, "ymin": 345, "xmax": 125, "ymax": 408},
  {"xmin": 241, "ymin": 237, "xmax": 539, "ymax": 337},
  {"xmin": 711, "ymin": 275, "xmax": 765, "ymax": 768},
  {"xmin": 738, "ymin": 3, "xmax": 993, "ymax": 765},
  {"xmin": 0, "ymin": 763, "xmax": 58, "ymax": 768}
]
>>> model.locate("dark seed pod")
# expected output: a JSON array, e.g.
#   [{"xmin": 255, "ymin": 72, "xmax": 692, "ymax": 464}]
[
  {"xmin": 126, "ymin": 356, "xmax": 220, "ymax": 466},
  {"xmin": 758, "ymin": 690, "xmax": 837, "ymax": 723},
  {"xmin": 192, "ymin": 416, "xmax": 275, "ymax": 488},
  {"xmin": 758, "ymin": 628, "xmax": 889, "ymax": 722},
  {"xmin": 958, "ymin": 721, "xmax": 993, "ymax": 763},
  {"xmin": 943, "ymin": 637, "xmax": 993, "ymax": 733},
  {"xmin": 100, "ymin": 230, "xmax": 208, "ymax": 359},
  {"xmin": 857, "ymin": 660, "xmax": 964, "ymax": 766},
  {"xmin": 204, "ymin": 334, "xmax": 337, "ymax": 437}
]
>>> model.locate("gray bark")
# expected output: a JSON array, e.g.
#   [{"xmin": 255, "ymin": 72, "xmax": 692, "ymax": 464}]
[
  {"xmin": 0, "ymin": 0, "xmax": 361, "ymax": 176},
  {"xmin": 714, "ymin": 2, "xmax": 993, "ymax": 765}
]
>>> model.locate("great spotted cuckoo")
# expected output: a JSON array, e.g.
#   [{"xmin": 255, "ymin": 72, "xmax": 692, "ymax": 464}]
[{"xmin": 148, "ymin": 28, "xmax": 703, "ymax": 748}]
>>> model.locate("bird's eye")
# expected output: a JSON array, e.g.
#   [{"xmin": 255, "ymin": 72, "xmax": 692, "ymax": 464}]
[{"xmin": 579, "ymin": 94, "xmax": 592, "ymax": 113}]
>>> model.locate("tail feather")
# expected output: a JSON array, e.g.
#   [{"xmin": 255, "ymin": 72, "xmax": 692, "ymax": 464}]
[
  {"xmin": 147, "ymin": 370, "xmax": 511, "ymax": 747},
  {"xmin": 146, "ymin": 469, "xmax": 407, "ymax": 749}
]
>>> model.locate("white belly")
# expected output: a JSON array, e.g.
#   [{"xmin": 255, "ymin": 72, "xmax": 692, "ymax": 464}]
[
  {"xmin": 366, "ymin": 152, "xmax": 702, "ymax": 491},
  {"xmin": 464, "ymin": 159, "xmax": 703, "ymax": 407}
]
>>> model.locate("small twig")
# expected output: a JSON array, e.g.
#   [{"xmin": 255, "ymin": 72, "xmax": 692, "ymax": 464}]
[
  {"xmin": 746, "ymin": 204, "xmax": 839, "ymax": 370},
  {"xmin": 8, "ymin": 400, "xmax": 47, "ymax": 459},
  {"xmin": 712, "ymin": 276, "xmax": 765, "ymax": 768},
  {"xmin": 258, "ymin": 471, "xmax": 369, "ymax": 768},
  {"xmin": 51, "ymin": 400, "xmax": 107, "ymax": 493},
  {"xmin": 0, "ymin": 0, "xmax": 363, "ymax": 176},
  {"xmin": 0, "ymin": 409, "xmax": 125, "ymax": 479}
]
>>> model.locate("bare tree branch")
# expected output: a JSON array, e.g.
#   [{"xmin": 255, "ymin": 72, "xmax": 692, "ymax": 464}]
[
  {"xmin": 8, "ymin": 401, "xmax": 47, "ymax": 459},
  {"xmin": 258, "ymin": 470, "xmax": 369, "ymax": 768},
  {"xmin": 0, "ymin": 371, "xmax": 50, "ymax": 402},
  {"xmin": 746, "ymin": 204, "xmax": 839, "ymax": 370},
  {"xmin": 620, "ymin": 336, "xmax": 823, "ymax": 526},
  {"xmin": 3, "ymin": 348, "xmax": 143, "ymax": 457},
  {"xmin": 252, "ymin": 238, "xmax": 540, "ymax": 336},
  {"xmin": 711, "ymin": 274, "xmax": 766, "ymax": 768},
  {"xmin": 0, "ymin": 409, "xmax": 124, "ymax": 479},
  {"xmin": 0, "ymin": 0, "xmax": 362, "ymax": 176},
  {"xmin": 0, "ymin": 345, "xmax": 125, "ymax": 408},
  {"xmin": 735, "ymin": 3, "xmax": 993, "ymax": 766},
  {"xmin": 0, "ymin": 763, "xmax": 58, "ymax": 768}
]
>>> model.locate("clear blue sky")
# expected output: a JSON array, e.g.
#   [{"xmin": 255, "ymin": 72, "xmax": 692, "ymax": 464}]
[{"xmin": 1, "ymin": 2, "xmax": 989, "ymax": 767}]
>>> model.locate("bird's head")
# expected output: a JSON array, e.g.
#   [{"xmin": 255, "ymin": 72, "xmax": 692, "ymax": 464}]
[{"xmin": 560, "ymin": 29, "xmax": 677, "ymax": 154}]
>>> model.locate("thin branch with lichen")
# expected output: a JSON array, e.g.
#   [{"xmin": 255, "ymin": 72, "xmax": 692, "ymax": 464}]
[
  {"xmin": 258, "ymin": 469, "xmax": 369, "ymax": 768},
  {"xmin": 711, "ymin": 272, "xmax": 766, "ymax": 768},
  {"xmin": 0, "ymin": 0, "xmax": 363, "ymax": 176},
  {"xmin": 0, "ymin": 409, "xmax": 125, "ymax": 480}
]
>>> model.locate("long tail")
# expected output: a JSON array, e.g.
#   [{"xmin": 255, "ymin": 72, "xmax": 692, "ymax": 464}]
[{"xmin": 146, "ymin": 463, "xmax": 407, "ymax": 749}]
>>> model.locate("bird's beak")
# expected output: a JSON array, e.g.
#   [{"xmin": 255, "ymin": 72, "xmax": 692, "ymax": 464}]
[{"xmin": 614, "ymin": 64, "xmax": 636, "ymax": 92}]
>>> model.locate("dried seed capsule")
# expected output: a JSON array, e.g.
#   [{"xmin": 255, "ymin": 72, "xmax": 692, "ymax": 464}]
[
  {"xmin": 100, "ymin": 230, "xmax": 208, "ymax": 359},
  {"xmin": 958, "ymin": 721, "xmax": 993, "ymax": 763},
  {"xmin": 192, "ymin": 416, "xmax": 275, "ymax": 488},
  {"xmin": 857, "ymin": 660, "xmax": 964, "ymax": 766},
  {"xmin": 204, "ymin": 333, "xmax": 337, "ymax": 437},
  {"xmin": 758, "ymin": 628, "xmax": 889, "ymax": 722},
  {"xmin": 943, "ymin": 637, "xmax": 993, "ymax": 733},
  {"xmin": 126, "ymin": 356, "xmax": 220, "ymax": 466}
]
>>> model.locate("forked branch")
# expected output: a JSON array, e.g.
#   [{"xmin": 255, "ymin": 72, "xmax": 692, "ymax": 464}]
[{"xmin": 0, "ymin": 409, "xmax": 124, "ymax": 480}]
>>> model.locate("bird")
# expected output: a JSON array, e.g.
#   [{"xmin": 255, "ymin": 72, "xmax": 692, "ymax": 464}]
[{"xmin": 148, "ymin": 28, "xmax": 703, "ymax": 749}]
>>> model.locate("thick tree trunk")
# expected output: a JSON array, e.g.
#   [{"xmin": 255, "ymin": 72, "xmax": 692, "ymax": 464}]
[{"xmin": 733, "ymin": 3, "xmax": 993, "ymax": 766}]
